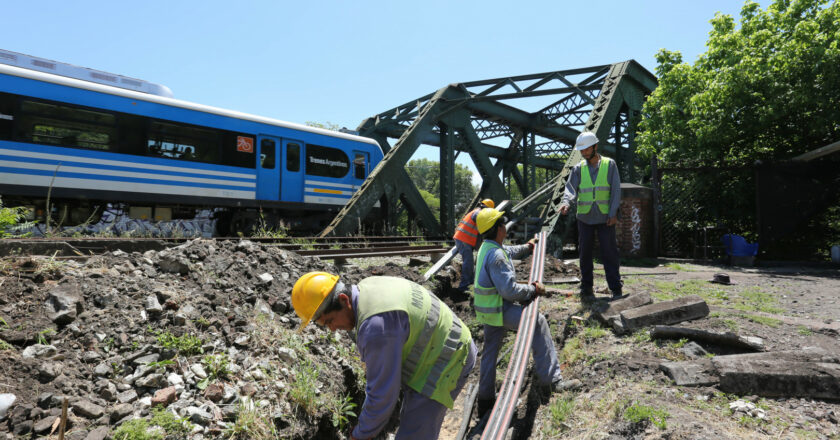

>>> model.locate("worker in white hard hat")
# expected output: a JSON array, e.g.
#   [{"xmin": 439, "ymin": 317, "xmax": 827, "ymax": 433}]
[
  {"xmin": 291, "ymin": 272, "xmax": 477, "ymax": 440},
  {"xmin": 452, "ymin": 199, "xmax": 495, "ymax": 292},
  {"xmin": 559, "ymin": 131, "xmax": 623, "ymax": 301}
]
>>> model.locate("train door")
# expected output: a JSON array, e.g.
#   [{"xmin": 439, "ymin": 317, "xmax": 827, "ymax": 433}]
[
  {"xmin": 281, "ymin": 139, "xmax": 304, "ymax": 202},
  {"xmin": 256, "ymin": 135, "xmax": 280, "ymax": 200}
]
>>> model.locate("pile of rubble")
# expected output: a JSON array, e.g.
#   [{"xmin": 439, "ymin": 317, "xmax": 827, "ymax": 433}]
[{"xmin": 0, "ymin": 239, "xmax": 376, "ymax": 439}]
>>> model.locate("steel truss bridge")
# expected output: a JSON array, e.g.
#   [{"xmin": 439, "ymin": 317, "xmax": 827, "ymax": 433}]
[{"xmin": 320, "ymin": 60, "xmax": 657, "ymax": 251}]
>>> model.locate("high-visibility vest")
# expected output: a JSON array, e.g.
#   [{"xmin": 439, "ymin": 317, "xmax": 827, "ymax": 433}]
[
  {"xmin": 577, "ymin": 157, "xmax": 612, "ymax": 215},
  {"xmin": 355, "ymin": 277, "xmax": 472, "ymax": 408},
  {"xmin": 472, "ymin": 241, "xmax": 508, "ymax": 326},
  {"xmin": 453, "ymin": 208, "xmax": 481, "ymax": 247}
]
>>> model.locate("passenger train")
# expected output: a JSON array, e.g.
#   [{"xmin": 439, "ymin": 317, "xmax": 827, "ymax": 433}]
[{"xmin": 0, "ymin": 49, "xmax": 383, "ymax": 235}]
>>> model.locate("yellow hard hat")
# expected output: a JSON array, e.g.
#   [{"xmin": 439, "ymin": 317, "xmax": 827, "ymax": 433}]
[
  {"xmin": 481, "ymin": 199, "xmax": 495, "ymax": 209},
  {"xmin": 476, "ymin": 208, "xmax": 505, "ymax": 234},
  {"xmin": 291, "ymin": 271, "xmax": 339, "ymax": 332}
]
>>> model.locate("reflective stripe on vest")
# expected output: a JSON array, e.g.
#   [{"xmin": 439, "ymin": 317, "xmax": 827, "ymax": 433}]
[
  {"xmin": 578, "ymin": 157, "xmax": 611, "ymax": 215},
  {"xmin": 355, "ymin": 276, "xmax": 471, "ymax": 408},
  {"xmin": 453, "ymin": 209, "xmax": 480, "ymax": 247},
  {"xmin": 472, "ymin": 241, "xmax": 508, "ymax": 326}
]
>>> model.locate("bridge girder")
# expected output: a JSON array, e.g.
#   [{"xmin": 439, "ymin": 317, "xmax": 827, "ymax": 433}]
[{"xmin": 320, "ymin": 60, "xmax": 657, "ymax": 241}]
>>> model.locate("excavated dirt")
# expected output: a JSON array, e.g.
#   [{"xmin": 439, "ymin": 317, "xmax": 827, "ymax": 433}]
[{"xmin": 0, "ymin": 241, "xmax": 838, "ymax": 440}]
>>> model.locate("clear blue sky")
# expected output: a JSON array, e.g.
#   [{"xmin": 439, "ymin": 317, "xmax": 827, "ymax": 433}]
[{"xmin": 2, "ymin": 1, "xmax": 766, "ymax": 181}]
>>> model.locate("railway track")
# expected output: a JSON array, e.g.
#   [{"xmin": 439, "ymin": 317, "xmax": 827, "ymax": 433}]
[{"xmin": 0, "ymin": 236, "xmax": 452, "ymax": 261}]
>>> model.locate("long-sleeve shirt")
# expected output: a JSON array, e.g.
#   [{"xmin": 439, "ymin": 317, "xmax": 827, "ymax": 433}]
[
  {"xmin": 351, "ymin": 286, "xmax": 407, "ymax": 439},
  {"xmin": 560, "ymin": 155, "xmax": 622, "ymax": 225},
  {"xmin": 475, "ymin": 240, "xmax": 535, "ymax": 303}
]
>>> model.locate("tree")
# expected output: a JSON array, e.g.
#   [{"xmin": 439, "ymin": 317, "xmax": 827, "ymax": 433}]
[
  {"xmin": 637, "ymin": 0, "xmax": 840, "ymax": 164},
  {"xmin": 404, "ymin": 158, "xmax": 478, "ymax": 217}
]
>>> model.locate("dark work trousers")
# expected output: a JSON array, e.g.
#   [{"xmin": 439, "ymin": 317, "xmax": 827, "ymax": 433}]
[{"xmin": 577, "ymin": 220, "xmax": 622, "ymax": 292}]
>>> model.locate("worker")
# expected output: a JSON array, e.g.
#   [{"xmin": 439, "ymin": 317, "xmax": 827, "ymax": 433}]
[
  {"xmin": 559, "ymin": 131, "xmax": 623, "ymax": 301},
  {"xmin": 453, "ymin": 199, "xmax": 495, "ymax": 292},
  {"xmin": 472, "ymin": 208, "xmax": 577, "ymax": 418},
  {"xmin": 291, "ymin": 272, "xmax": 477, "ymax": 440}
]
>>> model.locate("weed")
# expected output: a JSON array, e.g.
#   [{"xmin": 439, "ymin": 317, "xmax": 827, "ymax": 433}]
[
  {"xmin": 223, "ymin": 400, "xmax": 278, "ymax": 439},
  {"xmin": 560, "ymin": 335, "xmax": 586, "ymax": 365},
  {"xmin": 112, "ymin": 418, "xmax": 164, "ymax": 440},
  {"xmin": 155, "ymin": 331, "xmax": 203, "ymax": 356},
  {"xmin": 733, "ymin": 287, "xmax": 783, "ymax": 314},
  {"xmin": 664, "ymin": 262, "xmax": 689, "ymax": 271},
  {"xmin": 673, "ymin": 338, "xmax": 688, "ymax": 348},
  {"xmin": 111, "ymin": 362, "xmax": 125, "ymax": 378},
  {"xmin": 288, "ymin": 358, "xmax": 320, "ymax": 414},
  {"xmin": 632, "ymin": 330, "xmax": 651, "ymax": 344},
  {"xmin": 149, "ymin": 407, "xmax": 192, "ymax": 436},
  {"xmin": 797, "ymin": 326, "xmax": 813, "ymax": 336},
  {"xmin": 548, "ymin": 395, "xmax": 575, "ymax": 429},
  {"xmin": 623, "ymin": 403, "xmax": 669, "ymax": 429},
  {"xmin": 197, "ymin": 353, "xmax": 231, "ymax": 390},
  {"xmin": 37, "ymin": 328, "xmax": 55, "ymax": 345},
  {"xmin": 329, "ymin": 394, "xmax": 357, "ymax": 431},
  {"xmin": 0, "ymin": 339, "xmax": 13, "ymax": 351},
  {"xmin": 147, "ymin": 359, "xmax": 175, "ymax": 372},
  {"xmin": 581, "ymin": 324, "xmax": 609, "ymax": 340},
  {"xmin": 0, "ymin": 317, "xmax": 7, "ymax": 329}
]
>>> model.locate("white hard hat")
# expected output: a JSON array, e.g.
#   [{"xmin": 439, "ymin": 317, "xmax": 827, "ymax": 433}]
[{"xmin": 575, "ymin": 132, "xmax": 598, "ymax": 150}]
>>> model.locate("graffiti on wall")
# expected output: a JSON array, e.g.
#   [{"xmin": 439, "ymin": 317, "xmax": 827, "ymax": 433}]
[{"xmin": 630, "ymin": 204, "xmax": 641, "ymax": 253}]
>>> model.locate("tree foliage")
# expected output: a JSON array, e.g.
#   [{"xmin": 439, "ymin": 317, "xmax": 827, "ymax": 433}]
[
  {"xmin": 405, "ymin": 158, "xmax": 477, "ymax": 217},
  {"xmin": 637, "ymin": 0, "xmax": 840, "ymax": 164}
]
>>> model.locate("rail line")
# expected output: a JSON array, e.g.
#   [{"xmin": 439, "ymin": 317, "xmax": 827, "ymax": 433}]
[{"xmin": 480, "ymin": 230, "xmax": 548, "ymax": 440}]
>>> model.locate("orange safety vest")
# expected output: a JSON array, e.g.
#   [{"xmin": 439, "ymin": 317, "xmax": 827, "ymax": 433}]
[{"xmin": 453, "ymin": 208, "xmax": 481, "ymax": 247}]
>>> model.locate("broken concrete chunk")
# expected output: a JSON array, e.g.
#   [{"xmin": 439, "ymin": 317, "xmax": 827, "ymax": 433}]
[
  {"xmin": 619, "ymin": 295, "xmax": 709, "ymax": 332},
  {"xmin": 659, "ymin": 359, "xmax": 719, "ymax": 386},
  {"xmin": 650, "ymin": 325, "xmax": 764, "ymax": 352},
  {"xmin": 716, "ymin": 359, "xmax": 840, "ymax": 399},
  {"xmin": 593, "ymin": 293, "xmax": 652, "ymax": 323},
  {"xmin": 45, "ymin": 283, "xmax": 83, "ymax": 325}
]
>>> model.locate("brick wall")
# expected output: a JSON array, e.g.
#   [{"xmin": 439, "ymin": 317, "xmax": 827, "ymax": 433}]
[{"xmin": 616, "ymin": 184, "xmax": 654, "ymax": 258}]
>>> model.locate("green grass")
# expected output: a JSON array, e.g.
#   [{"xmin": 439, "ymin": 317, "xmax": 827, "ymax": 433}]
[
  {"xmin": 222, "ymin": 402, "xmax": 279, "ymax": 440},
  {"xmin": 0, "ymin": 339, "xmax": 13, "ymax": 351},
  {"xmin": 149, "ymin": 407, "xmax": 192, "ymax": 436},
  {"xmin": 560, "ymin": 335, "xmax": 586, "ymax": 365},
  {"xmin": 112, "ymin": 419, "xmax": 164, "ymax": 440},
  {"xmin": 741, "ymin": 314, "xmax": 782, "ymax": 327},
  {"xmin": 797, "ymin": 326, "xmax": 813, "ymax": 336},
  {"xmin": 664, "ymin": 262, "xmax": 690, "ymax": 271},
  {"xmin": 733, "ymin": 287, "xmax": 783, "ymax": 314},
  {"xmin": 623, "ymin": 403, "xmax": 669, "ymax": 429},
  {"xmin": 288, "ymin": 358, "xmax": 320, "ymax": 414},
  {"xmin": 581, "ymin": 324, "xmax": 609, "ymax": 340},
  {"xmin": 155, "ymin": 331, "xmax": 204, "ymax": 356},
  {"xmin": 548, "ymin": 395, "xmax": 576, "ymax": 430}
]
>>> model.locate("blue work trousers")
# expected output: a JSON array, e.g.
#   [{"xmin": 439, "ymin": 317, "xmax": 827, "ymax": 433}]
[
  {"xmin": 478, "ymin": 302, "xmax": 563, "ymax": 401},
  {"xmin": 577, "ymin": 220, "xmax": 622, "ymax": 292},
  {"xmin": 394, "ymin": 340, "xmax": 477, "ymax": 440},
  {"xmin": 454, "ymin": 240, "xmax": 475, "ymax": 290}
]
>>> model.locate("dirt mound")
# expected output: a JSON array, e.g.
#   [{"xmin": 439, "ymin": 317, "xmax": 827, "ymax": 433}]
[{"xmin": 0, "ymin": 239, "xmax": 366, "ymax": 439}]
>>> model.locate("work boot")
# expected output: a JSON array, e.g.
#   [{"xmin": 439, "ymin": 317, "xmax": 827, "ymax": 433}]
[
  {"xmin": 610, "ymin": 289, "xmax": 623, "ymax": 299},
  {"xmin": 552, "ymin": 378, "xmax": 582, "ymax": 392},
  {"xmin": 476, "ymin": 397, "xmax": 495, "ymax": 420},
  {"xmin": 579, "ymin": 286, "xmax": 595, "ymax": 303}
]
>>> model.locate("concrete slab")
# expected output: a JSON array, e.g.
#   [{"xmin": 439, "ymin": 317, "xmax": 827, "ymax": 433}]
[
  {"xmin": 650, "ymin": 326, "xmax": 764, "ymax": 352},
  {"xmin": 660, "ymin": 359, "xmax": 719, "ymax": 386},
  {"xmin": 619, "ymin": 295, "xmax": 709, "ymax": 332},
  {"xmin": 592, "ymin": 293, "xmax": 652, "ymax": 323},
  {"xmin": 716, "ymin": 360, "xmax": 840, "ymax": 399}
]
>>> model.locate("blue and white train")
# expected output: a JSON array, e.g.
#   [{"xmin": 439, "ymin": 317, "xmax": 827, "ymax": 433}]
[{"xmin": 0, "ymin": 50, "xmax": 383, "ymax": 234}]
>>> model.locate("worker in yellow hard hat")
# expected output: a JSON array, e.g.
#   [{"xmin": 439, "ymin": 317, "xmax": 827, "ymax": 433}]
[
  {"xmin": 472, "ymin": 208, "xmax": 580, "ymax": 418},
  {"xmin": 452, "ymin": 199, "xmax": 495, "ymax": 292},
  {"xmin": 291, "ymin": 272, "xmax": 477, "ymax": 440}
]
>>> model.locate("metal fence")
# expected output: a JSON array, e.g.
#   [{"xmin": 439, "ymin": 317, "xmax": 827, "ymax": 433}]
[{"xmin": 653, "ymin": 163, "xmax": 755, "ymax": 259}]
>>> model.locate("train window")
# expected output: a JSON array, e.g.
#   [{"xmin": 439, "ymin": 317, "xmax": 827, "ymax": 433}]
[
  {"xmin": 286, "ymin": 143, "xmax": 300, "ymax": 172},
  {"xmin": 305, "ymin": 144, "xmax": 349, "ymax": 178},
  {"xmin": 260, "ymin": 139, "xmax": 276, "ymax": 169},
  {"xmin": 354, "ymin": 153, "xmax": 366, "ymax": 179},
  {"xmin": 221, "ymin": 132, "xmax": 256, "ymax": 168},
  {"xmin": 0, "ymin": 92, "xmax": 15, "ymax": 141},
  {"xmin": 18, "ymin": 99, "xmax": 115, "ymax": 150},
  {"xmin": 147, "ymin": 121, "xmax": 219, "ymax": 163}
]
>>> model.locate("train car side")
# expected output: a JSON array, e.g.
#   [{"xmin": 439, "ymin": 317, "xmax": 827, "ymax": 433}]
[{"xmin": 0, "ymin": 63, "xmax": 383, "ymax": 233}]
